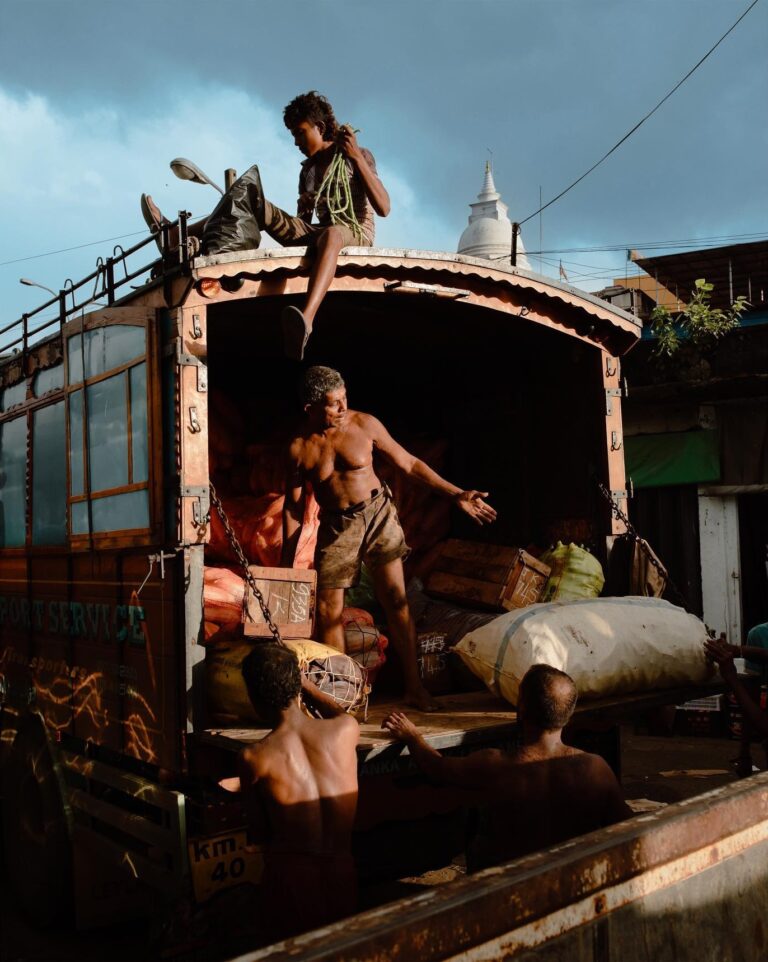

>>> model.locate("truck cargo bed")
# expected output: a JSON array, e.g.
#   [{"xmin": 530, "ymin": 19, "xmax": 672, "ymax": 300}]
[{"xmin": 200, "ymin": 684, "xmax": 724, "ymax": 762}]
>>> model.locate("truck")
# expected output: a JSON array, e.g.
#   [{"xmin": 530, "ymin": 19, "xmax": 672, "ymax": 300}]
[{"xmin": 0, "ymin": 215, "xmax": 721, "ymax": 943}]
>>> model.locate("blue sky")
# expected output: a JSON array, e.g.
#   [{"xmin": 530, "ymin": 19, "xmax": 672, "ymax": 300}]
[{"xmin": 1, "ymin": 0, "xmax": 766, "ymax": 326}]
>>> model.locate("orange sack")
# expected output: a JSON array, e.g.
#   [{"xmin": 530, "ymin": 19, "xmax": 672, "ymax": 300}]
[
  {"xmin": 207, "ymin": 492, "xmax": 321, "ymax": 569},
  {"xmin": 204, "ymin": 567, "xmax": 246, "ymax": 628}
]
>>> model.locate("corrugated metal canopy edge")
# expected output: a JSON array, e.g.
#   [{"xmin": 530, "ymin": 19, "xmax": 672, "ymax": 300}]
[{"xmin": 192, "ymin": 247, "xmax": 641, "ymax": 355}]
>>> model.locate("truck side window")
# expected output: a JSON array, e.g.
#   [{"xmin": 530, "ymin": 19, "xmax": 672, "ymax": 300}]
[
  {"xmin": 0, "ymin": 381, "xmax": 27, "ymax": 413},
  {"xmin": 33, "ymin": 363, "xmax": 64, "ymax": 397},
  {"xmin": 67, "ymin": 324, "xmax": 150, "ymax": 538},
  {"xmin": 0, "ymin": 415, "xmax": 27, "ymax": 547},
  {"xmin": 32, "ymin": 400, "xmax": 67, "ymax": 545}
]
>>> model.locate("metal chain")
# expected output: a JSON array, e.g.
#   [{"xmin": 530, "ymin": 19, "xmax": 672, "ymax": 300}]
[
  {"xmin": 596, "ymin": 479, "xmax": 691, "ymax": 609},
  {"xmin": 209, "ymin": 482, "xmax": 285, "ymax": 647}
]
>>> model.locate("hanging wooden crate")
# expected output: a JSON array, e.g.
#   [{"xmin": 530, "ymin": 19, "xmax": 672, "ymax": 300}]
[
  {"xmin": 242, "ymin": 566, "xmax": 316, "ymax": 639},
  {"xmin": 425, "ymin": 540, "xmax": 550, "ymax": 612}
]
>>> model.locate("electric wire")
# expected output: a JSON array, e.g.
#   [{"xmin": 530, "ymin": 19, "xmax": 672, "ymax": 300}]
[{"xmin": 517, "ymin": 0, "xmax": 762, "ymax": 227}]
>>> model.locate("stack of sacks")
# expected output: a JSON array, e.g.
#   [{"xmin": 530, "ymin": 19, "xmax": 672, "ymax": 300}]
[
  {"xmin": 209, "ymin": 390, "xmax": 248, "ymax": 493},
  {"xmin": 246, "ymin": 443, "xmax": 285, "ymax": 498},
  {"xmin": 207, "ymin": 492, "xmax": 321, "ymax": 570},
  {"xmin": 342, "ymin": 607, "xmax": 388, "ymax": 684}
]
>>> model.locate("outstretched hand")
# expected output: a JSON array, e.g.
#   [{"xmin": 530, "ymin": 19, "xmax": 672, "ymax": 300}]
[
  {"xmin": 704, "ymin": 635, "xmax": 737, "ymax": 681},
  {"xmin": 382, "ymin": 711, "xmax": 420, "ymax": 743},
  {"xmin": 455, "ymin": 491, "xmax": 497, "ymax": 526}
]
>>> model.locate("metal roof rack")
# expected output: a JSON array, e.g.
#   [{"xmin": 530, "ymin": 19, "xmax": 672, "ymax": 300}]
[{"xmin": 0, "ymin": 211, "xmax": 194, "ymax": 363}]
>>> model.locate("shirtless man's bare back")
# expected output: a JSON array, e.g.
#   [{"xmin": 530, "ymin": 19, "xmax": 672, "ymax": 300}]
[
  {"xmin": 220, "ymin": 645, "xmax": 359, "ymax": 941},
  {"xmin": 383, "ymin": 664, "xmax": 631, "ymax": 867},
  {"xmin": 282, "ymin": 366, "xmax": 497, "ymax": 712}
]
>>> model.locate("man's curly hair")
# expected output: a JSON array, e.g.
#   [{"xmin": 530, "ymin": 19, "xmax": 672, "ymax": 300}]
[
  {"xmin": 242, "ymin": 645, "xmax": 301, "ymax": 714},
  {"xmin": 302, "ymin": 365, "xmax": 345, "ymax": 406},
  {"xmin": 283, "ymin": 91, "xmax": 339, "ymax": 141}
]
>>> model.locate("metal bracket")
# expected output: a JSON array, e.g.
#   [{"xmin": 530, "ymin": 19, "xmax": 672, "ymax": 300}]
[
  {"xmin": 191, "ymin": 313, "xmax": 203, "ymax": 339},
  {"xmin": 605, "ymin": 356, "xmax": 618, "ymax": 378},
  {"xmin": 164, "ymin": 339, "xmax": 208, "ymax": 392},
  {"xmin": 188, "ymin": 406, "xmax": 201, "ymax": 433},
  {"xmin": 611, "ymin": 430, "xmax": 623, "ymax": 451},
  {"xmin": 605, "ymin": 378, "xmax": 628, "ymax": 415},
  {"xmin": 605, "ymin": 388, "xmax": 621, "ymax": 416},
  {"xmin": 181, "ymin": 484, "xmax": 210, "ymax": 525}
]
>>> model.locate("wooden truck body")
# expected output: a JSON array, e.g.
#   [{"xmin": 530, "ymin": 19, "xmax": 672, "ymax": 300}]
[{"xmin": 0, "ymin": 220, "xmax": 715, "ymax": 937}]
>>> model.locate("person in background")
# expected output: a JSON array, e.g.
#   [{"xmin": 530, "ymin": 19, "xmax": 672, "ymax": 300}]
[{"xmin": 382, "ymin": 664, "xmax": 631, "ymax": 870}]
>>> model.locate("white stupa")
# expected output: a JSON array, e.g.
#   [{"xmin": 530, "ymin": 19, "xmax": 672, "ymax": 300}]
[{"xmin": 458, "ymin": 162, "xmax": 531, "ymax": 270}]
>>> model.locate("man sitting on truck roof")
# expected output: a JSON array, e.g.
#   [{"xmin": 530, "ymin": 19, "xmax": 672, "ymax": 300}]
[
  {"xmin": 141, "ymin": 90, "xmax": 389, "ymax": 361},
  {"xmin": 282, "ymin": 365, "xmax": 497, "ymax": 714},
  {"xmin": 383, "ymin": 664, "xmax": 632, "ymax": 868},
  {"xmin": 219, "ymin": 644, "xmax": 359, "ymax": 942}
]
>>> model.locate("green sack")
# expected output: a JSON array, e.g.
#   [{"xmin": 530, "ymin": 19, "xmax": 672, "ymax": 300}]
[{"xmin": 540, "ymin": 542, "xmax": 604, "ymax": 602}]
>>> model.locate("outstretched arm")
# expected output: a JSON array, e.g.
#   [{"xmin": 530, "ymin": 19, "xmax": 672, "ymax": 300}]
[
  {"xmin": 338, "ymin": 128, "xmax": 390, "ymax": 217},
  {"xmin": 281, "ymin": 448, "xmax": 306, "ymax": 567},
  {"xmin": 382, "ymin": 711, "xmax": 500, "ymax": 787},
  {"xmin": 367, "ymin": 415, "xmax": 497, "ymax": 526},
  {"xmin": 705, "ymin": 637, "xmax": 768, "ymax": 739}
]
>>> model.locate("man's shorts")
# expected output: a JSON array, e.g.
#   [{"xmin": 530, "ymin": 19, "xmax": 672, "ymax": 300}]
[{"xmin": 314, "ymin": 488, "xmax": 409, "ymax": 590}]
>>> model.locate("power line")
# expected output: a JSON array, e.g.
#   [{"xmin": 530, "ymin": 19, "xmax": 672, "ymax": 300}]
[
  {"xmin": 518, "ymin": 0, "xmax": 762, "ymax": 227},
  {"xmin": 0, "ymin": 229, "xmax": 147, "ymax": 268},
  {"xmin": 521, "ymin": 229, "xmax": 768, "ymax": 257}
]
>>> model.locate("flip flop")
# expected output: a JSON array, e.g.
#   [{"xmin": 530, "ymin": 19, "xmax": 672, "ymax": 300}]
[
  {"xmin": 281, "ymin": 305, "xmax": 311, "ymax": 361},
  {"xmin": 140, "ymin": 193, "xmax": 169, "ymax": 233},
  {"xmin": 141, "ymin": 193, "xmax": 172, "ymax": 252}
]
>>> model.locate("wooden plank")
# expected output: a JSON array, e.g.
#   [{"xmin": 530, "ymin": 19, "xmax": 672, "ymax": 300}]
[
  {"xmin": 243, "ymin": 565, "xmax": 316, "ymax": 639},
  {"xmin": 426, "ymin": 570, "xmax": 504, "ymax": 609},
  {"xmin": 434, "ymin": 555, "xmax": 513, "ymax": 584},
  {"xmin": 436, "ymin": 539, "xmax": 521, "ymax": 565}
]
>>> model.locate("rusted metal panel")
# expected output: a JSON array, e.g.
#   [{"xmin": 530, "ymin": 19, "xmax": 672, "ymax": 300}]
[{"xmin": 231, "ymin": 772, "xmax": 768, "ymax": 962}]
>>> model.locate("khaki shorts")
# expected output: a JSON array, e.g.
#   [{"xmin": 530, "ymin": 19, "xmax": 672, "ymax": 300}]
[
  {"xmin": 314, "ymin": 488, "xmax": 409, "ymax": 589},
  {"xmin": 264, "ymin": 202, "xmax": 371, "ymax": 249}
]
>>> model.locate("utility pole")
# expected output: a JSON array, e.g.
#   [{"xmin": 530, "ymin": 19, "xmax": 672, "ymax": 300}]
[{"xmin": 511, "ymin": 222, "xmax": 519, "ymax": 267}]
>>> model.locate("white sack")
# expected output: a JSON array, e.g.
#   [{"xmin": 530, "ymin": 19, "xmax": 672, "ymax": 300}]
[{"xmin": 455, "ymin": 597, "xmax": 714, "ymax": 704}]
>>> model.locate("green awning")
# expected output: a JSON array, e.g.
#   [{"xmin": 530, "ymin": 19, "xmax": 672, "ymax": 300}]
[{"xmin": 624, "ymin": 430, "xmax": 720, "ymax": 488}]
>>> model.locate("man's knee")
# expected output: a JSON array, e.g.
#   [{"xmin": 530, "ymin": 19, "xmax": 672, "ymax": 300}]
[
  {"xmin": 376, "ymin": 580, "xmax": 409, "ymax": 614},
  {"xmin": 317, "ymin": 226, "xmax": 347, "ymax": 252},
  {"xmin": 317, "ymin": 591, "xmax": 344, "ymax": 624}
]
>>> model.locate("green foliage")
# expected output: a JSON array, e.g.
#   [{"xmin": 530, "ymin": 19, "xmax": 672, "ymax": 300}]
[{"xmin": 651, "ymin": 278, "xmax": 749, "ymax": 357}]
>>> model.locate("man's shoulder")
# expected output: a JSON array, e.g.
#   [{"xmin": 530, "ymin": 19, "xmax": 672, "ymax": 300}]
[{"xmin": 349, "ymin": 410, "xmax": 380, "ymax": 433}]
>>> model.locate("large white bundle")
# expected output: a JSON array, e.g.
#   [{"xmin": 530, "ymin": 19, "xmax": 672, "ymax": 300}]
[{"xmin": 455, "ymin": 597, "xmax": 714, "ymax": 704}]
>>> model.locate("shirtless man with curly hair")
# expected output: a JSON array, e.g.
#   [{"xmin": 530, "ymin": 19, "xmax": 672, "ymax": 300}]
[{"xmin": 141, "ymin": 91, "xmax": 389, "ymax": 359}]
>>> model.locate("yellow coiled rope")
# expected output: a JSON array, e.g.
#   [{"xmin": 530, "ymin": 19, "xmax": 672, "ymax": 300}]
[{"xmin": 315, "ymin": 125, "xmax": 365, "ymax": 244}]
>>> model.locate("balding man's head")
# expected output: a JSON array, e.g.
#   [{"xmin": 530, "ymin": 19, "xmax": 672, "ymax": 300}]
[{"xmin": 518, "ymin": 664, "xmax": 578, "ymax": 731}]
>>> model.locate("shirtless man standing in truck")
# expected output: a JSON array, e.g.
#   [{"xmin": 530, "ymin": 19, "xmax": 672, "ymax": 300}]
[
  {"xmin": 220, "ymin": 644, "xmax": 359, "ymax": 942},
  {"xmin": 281, "ymin": 366, "xmax": 497, "ymax": 713},
  {"xmin": 383, "ymin": 664, "xmax": 632, "ymax": 866}
]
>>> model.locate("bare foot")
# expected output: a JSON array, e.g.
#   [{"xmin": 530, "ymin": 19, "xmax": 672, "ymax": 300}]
[{"xmin": 404, "ymin": 685, "xmax": 441, "ymax": 713}]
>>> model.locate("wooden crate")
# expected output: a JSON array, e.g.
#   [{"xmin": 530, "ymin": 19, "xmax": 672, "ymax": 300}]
[
  {"xmin": 242, "ymin": 566, "xmax": 316, "ymax": 639},
  {"xmin": 425, "ymin": 540, "xmax": 550, "ymax": 612}
]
